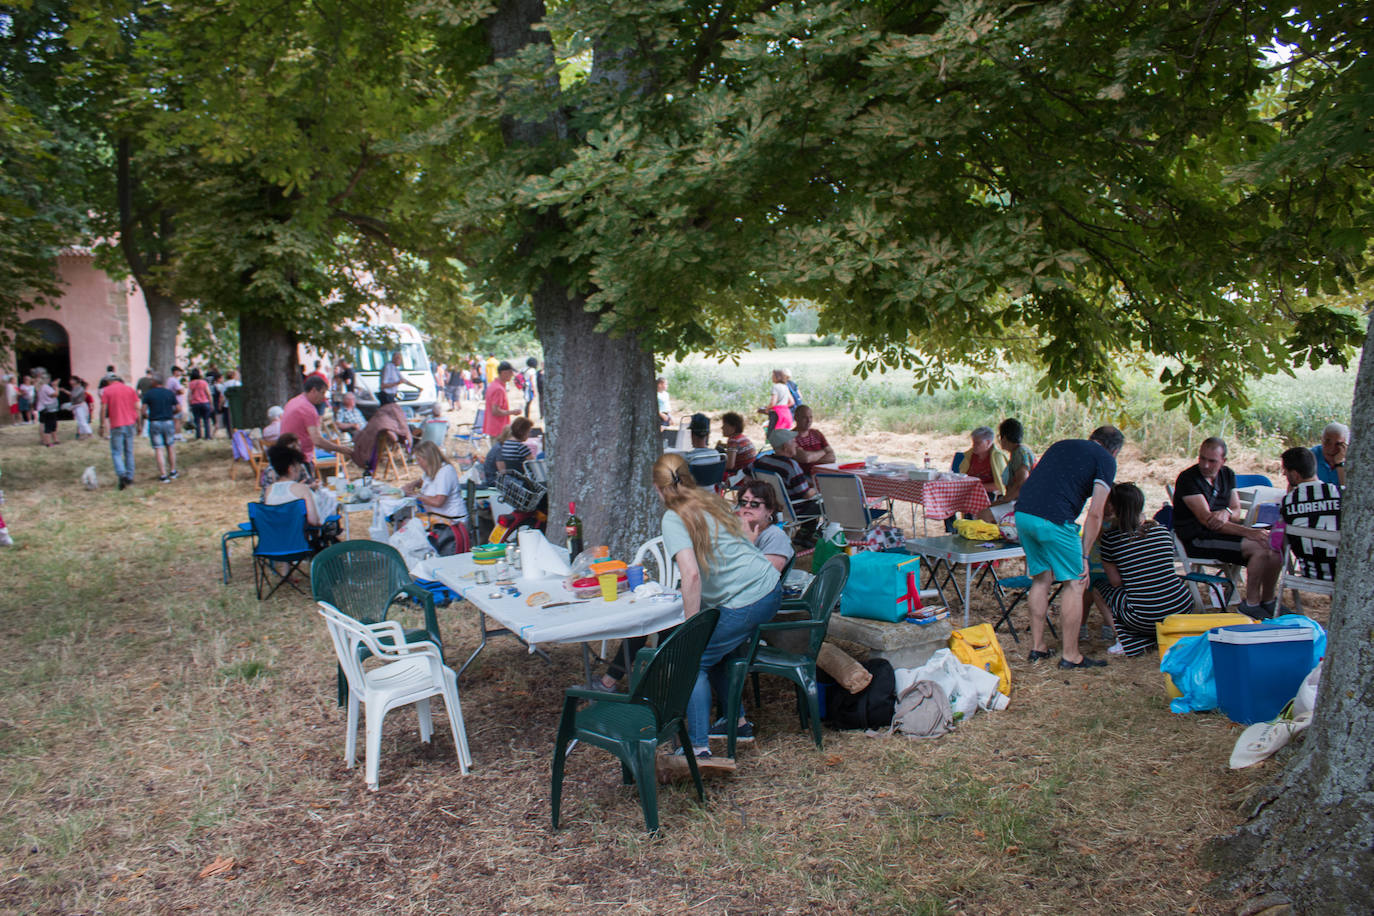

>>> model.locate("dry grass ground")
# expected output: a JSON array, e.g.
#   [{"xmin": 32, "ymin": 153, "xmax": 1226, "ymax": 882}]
[{"xmin": 0, "ymin": 405, "xmax": 1322, "ymax": 915}]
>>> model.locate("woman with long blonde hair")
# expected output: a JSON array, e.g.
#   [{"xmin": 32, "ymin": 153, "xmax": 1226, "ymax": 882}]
[
  {"xmin": 406, "ymin": 440, "xmax": 467, "ymax": 521},
  {"xmin": 653, "ymin": 453, "xmax": 781, "ymax": 764}
]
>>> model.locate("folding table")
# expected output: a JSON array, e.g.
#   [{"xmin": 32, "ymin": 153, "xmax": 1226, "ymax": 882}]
[
  {"xmin": 425, "ymin": 553, "xmax": 684, "ymax": 685},
  {"xmin": 903, "ymin": 535, "xmax": 1025, "ymax": 626}
]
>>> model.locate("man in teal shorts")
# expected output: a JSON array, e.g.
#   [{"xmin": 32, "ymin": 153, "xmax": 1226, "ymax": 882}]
[{"xmin": 1013, "ymin": 425, "xmax": 1124, "ymax": 668}]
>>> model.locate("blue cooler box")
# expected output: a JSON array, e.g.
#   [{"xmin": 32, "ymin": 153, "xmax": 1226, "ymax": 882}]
[{"xmin": 1208, "ymin": 624, "xmax": 1314, "ymax": 724}]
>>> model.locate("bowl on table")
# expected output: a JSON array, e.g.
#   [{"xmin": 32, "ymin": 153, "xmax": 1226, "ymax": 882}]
[{"xmin": 472, "ymin": 544, "xmax": 508, "ymax": 565}]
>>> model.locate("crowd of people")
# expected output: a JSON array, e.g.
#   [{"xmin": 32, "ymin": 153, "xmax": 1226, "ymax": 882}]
[
  {"xmin": 613, "ymin": 370, "xmax": 1350, "ymax": 767},
  {"xmin": 0, "ymin": 357, "xmax": 1349, "ymax": 775}
]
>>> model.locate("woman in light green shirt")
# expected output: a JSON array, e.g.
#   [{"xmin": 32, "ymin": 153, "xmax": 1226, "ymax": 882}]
[{"xmin": 654, "ymin": 454, "xmax": 781, "ymax": 762}]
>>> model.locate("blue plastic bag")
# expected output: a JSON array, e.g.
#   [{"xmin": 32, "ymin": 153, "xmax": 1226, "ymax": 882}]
[
  {"xmin": 1266, "ymin": 614, "xmax": 1327, "ymax": 667},
  {"xmin": 1163, "ymin": 634, "xmax": 1218, "ymax": 714}
]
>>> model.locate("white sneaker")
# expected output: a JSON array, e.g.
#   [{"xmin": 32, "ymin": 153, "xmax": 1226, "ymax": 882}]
[
  {"xmin": 1107, "ymin": 641, "xmax": 1125, "ymax": 656},
  {"xmin": 0, "ymin": 528, "xmax": 12, "ymax": 546}
]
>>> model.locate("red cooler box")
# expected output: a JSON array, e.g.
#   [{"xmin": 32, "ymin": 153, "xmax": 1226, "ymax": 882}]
[{"xmin": 1208, "ymin": 624, "xmax": 1314, "ymax": 725}]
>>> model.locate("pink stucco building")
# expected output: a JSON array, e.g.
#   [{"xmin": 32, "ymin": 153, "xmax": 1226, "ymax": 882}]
[{"xmin": 9, "ymin": 249, "xmax": 151, "ymax": 387}]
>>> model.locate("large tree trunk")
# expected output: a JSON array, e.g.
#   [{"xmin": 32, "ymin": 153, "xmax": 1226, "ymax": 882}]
[
  {"xmin": 1205, "ymin": 317, "xmax": 1374, "ymax": 912},
  {"xmin": 530, "ymin": 279, "xmax": 661, "ymax": 559},
  {"xmin": 146, "ymin": 289, "xmax": 180, "ymax": 375},
  {"xmin": 484, "ymin": 0, "xmax": 662, "ymax": 558},
  {"xmin": 238, "ymin": 312, "xmax": 299, "ymax": 428}
]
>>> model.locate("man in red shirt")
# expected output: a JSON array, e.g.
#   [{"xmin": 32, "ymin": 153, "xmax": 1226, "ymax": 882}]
[
  {"xmin": 100, "ymin": 376, "xmax": 141, "ymax": 489},
  {"xmin": 792, "ymin": 405, "xmax": 835, "ymax": 477},
  {"xmin": 483, "ymin": 361, "xmax": 518, "ymax": 437},
  {"xmin": 280, "ymin": 376, "xmax": 353, "ymax": 468}
]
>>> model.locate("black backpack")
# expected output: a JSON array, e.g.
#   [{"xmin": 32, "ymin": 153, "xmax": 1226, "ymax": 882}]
[
  {"xmin": 826, "ymin": 658, "xmax": 897, "ymax": 730},
  {"xmin": 426, "ymin": 522, "xmax": 472, "ymax": 557}
]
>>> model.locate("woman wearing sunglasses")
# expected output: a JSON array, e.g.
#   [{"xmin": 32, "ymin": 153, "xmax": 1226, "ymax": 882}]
[{"xmin": 735, "ymin": 480, "xmax": 793, "ymax": 573}]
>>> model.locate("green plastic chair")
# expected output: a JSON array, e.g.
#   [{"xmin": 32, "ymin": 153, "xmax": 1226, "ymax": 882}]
[
  {"xmin": 551, "ymin": 607, "xmax": 721, "ymax": 835},
  {"xmin": 723, "ymin": 554, "xmax": 850, "ymax": 758},
  {"xmin": 311, "ymin": 540, "xmax": 442, "ymax": 706}
]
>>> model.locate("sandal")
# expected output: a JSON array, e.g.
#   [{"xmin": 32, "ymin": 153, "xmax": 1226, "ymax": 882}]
[{"xmin": 1027, "ymin": 649, "xmax": 1055, "ymax": 662}]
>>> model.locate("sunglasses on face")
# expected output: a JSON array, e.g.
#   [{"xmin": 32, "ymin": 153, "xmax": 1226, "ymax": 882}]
[{"xmin": 737, "ymin": 499, "xmax": 767, "ymax": 509}]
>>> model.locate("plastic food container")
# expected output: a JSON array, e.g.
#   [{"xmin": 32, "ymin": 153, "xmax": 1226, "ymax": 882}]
[{"xmin": 472, "ymin": 544, "xmax": 507, "ymax": 565}]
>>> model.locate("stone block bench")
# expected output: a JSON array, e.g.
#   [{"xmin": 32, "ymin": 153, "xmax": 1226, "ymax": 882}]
[{"xmin": 825, "ymin": 613, "xmax": 953, "ymax": 670}]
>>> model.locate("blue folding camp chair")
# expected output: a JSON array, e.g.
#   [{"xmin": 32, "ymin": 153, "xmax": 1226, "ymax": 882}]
[{"xmin": 248, "ymin": 500, "xmax": 314, "ymax": 600}]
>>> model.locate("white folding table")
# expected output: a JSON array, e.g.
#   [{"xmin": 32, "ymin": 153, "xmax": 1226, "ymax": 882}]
[{"xmin": 425, "ymin": 554, "xmax": 685, "ymax": 683}]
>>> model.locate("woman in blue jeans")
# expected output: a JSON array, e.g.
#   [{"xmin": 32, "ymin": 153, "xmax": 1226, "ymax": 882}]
[{"xmin": 652, "ymin": 454, "xmax": 782, "ymax": 764}]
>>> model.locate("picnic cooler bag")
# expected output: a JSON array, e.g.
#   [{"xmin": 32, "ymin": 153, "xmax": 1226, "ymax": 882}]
[
  {"xmin": 948, "ymin": 623, "xmax": 1011, "ymax": 696},
  {"xmin": 840, "ymin": 551, "xmax": 926, "ymax": 622},
  {"xmin": 1208, "ymin": 624, "xmax": 1315, "ymax": 725}
]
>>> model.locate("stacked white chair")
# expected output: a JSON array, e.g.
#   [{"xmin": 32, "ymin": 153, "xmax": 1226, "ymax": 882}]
[{"xmin": 318, "ymin": 601, "xmax": 472, "ymax": 789}]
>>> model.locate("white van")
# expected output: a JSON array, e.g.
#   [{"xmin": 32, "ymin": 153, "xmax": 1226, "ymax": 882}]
[{"xmin": 349, "ymin": 322, "xmax": 438, "ymax": 418}]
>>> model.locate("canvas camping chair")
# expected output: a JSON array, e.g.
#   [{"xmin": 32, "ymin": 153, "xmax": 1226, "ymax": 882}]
[
  {"xmin": 452, "ymin": 408, "xmax": 487, "ymax": 456},
  {"xmin": 248, "ymin": 499, "xmax": 314, "ymax": 600},
  {"xmin": 814, "ymin": 473, "xmax": 891, "ymax": 540},
  {"xmin": 1155, "ymin": 503, "xmax": 1239, "ymax": 609},
  {"xmin": 687, "ymin": 457, "xmax": 727, "ymax": 490}
]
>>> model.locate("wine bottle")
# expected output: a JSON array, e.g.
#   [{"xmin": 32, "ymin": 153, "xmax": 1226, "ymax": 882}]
[{"xmin": 565, "ymin": 500, "xmax": 584, "ymax": 558}]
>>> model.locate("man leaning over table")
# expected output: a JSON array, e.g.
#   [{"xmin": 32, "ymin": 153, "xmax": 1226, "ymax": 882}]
[
  {"xmin": 1312, "ymin": 422, "xmax": 1348, "ymax": 489},
  {"xmin": 1171, "ymin": 436, "xmax": 1283, "ymax": 618},
  {"xmin": 1013, "ymin": 425, "xmax": 1124, "ymax": 669},
  {"xmin": 279, "ymin": 376, "xmax": 353, "ymax": 472}
]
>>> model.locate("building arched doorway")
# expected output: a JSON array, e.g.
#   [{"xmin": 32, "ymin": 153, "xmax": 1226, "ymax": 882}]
[{"xmin": 16, "ymin": 319, "xmax": 71, "ymax": 384}]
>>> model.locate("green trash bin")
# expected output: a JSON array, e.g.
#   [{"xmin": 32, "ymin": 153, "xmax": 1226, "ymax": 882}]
[{"xmin": 225, "ymin": 386, "xmax": 245, "ymax": 430}]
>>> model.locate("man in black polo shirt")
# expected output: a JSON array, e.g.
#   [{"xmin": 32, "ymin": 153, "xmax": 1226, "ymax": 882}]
[{"xmin": 1172, "ymin": 437, "xmax": 1282, "ymax": 617}]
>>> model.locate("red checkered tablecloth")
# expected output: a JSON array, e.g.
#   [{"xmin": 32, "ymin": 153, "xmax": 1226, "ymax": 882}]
[{"xmin": 830, "ymin": 469, "xmax": 991, "ymax": 520}]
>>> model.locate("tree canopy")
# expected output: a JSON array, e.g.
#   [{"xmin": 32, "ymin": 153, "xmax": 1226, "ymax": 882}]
[{"xmin": 446, "ymin": 0, "xmax": 1368, "ymax": 415}]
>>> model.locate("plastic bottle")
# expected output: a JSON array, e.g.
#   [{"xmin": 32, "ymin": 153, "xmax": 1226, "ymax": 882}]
[
  {"xmin": 369, "ymin": 502, "xmax": 389, "ymax": 543},
  {"xmin": 565, "ymin": 501, "xmax": 584, "ymax": 558},
  {"xmin": 923, "ymin": 451, "xmax": 931, "ymax": 469}
]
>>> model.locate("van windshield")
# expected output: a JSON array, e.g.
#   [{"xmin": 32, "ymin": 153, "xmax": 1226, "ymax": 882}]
[{"xmin": 354, "ymin": 342, "xmax": 427, "ymax": 372}]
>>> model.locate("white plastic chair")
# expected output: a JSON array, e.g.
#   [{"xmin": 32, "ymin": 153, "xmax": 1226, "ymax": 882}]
[
  {"xmin": 633, "ymin": 536, "xmax": 681, "ymax": 589},
  {"xmin": 1280, "ymin": 524, "xmax": 1340, "ymax": 612},
  {"xmin": 318, "ymin": 601, "xmax": 472, "ymax": 789}
]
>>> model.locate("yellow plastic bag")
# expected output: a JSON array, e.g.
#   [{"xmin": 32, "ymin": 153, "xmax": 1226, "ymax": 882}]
[
  {"xmin": 949, "ymin": 623, "xmax": 1011, "ymax": 696},
  {"xmin": 953, "ymin": 518, "xmax": 1002, "ymax": 541}
]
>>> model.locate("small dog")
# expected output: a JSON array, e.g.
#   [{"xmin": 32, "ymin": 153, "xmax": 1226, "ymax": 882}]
[{"xmin": 81, "ymin": 466, "xmax": 100, "ymax": 489}]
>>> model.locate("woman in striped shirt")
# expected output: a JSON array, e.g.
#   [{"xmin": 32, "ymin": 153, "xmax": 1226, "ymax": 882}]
[
  {"xmin": 494, "ymin": 416, "xmax": 535, "ymax": 474},
  {"xmin": 1091, "ymin": 483, "xmax": 1194, "ymax": 657}
]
